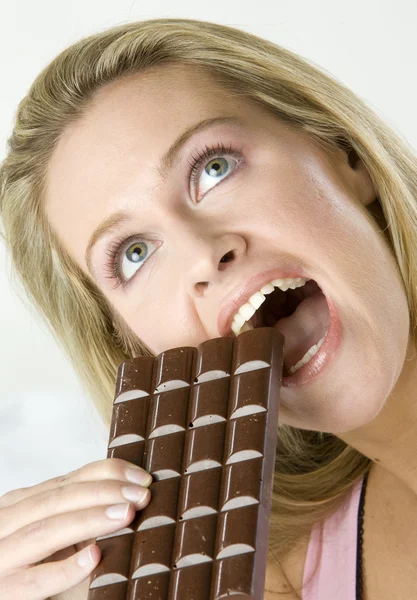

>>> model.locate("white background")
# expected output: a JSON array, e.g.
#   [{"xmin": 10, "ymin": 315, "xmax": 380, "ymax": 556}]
[{"xmin": 0, "ymin": 1, "xmax": 416, "ymax": 495}]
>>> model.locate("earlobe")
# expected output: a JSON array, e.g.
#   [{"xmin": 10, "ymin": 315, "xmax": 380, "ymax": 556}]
[{"xmin": 355, "ymin": 157, "xmax": 378, "ymax": 208}]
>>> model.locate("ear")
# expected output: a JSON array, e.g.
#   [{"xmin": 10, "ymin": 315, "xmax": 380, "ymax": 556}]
[
  {"xmin": 345, "ymin": 146, "xmax": 388, "ymax": 231},
  {"xmin": 345, "ymin": 146, "xmax": 378, "ymax": 209}
]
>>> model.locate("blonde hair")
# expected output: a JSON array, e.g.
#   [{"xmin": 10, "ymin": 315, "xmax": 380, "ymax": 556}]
[{"xmin": 1, "ymin": 18, "xmax": 417, "ymax": 594}]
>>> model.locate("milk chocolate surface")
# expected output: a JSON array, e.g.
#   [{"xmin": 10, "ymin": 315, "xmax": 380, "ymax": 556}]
[{"xmin": 88, "ymin": 327, "xmax": 284, "ymax": 600}]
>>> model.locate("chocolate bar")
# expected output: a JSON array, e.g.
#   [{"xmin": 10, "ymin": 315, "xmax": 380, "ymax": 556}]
[{"xmin": 88, "ymin": 326, "xmax": 284, "ymax": 599}]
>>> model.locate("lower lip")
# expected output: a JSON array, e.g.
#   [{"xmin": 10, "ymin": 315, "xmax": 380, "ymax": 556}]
[{"xmin": 277, "ymin": 290, "xmax": 343, "ymax": 387}]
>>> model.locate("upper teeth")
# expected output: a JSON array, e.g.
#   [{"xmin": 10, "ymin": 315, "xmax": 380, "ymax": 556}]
[{"xmin": 231, "ymin": 277, "xmax": 309, "ymax": 336}]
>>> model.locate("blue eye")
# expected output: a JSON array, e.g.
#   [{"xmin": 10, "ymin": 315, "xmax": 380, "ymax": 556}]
[
  {"xmin": 120, "ymin": 241, "xmax": 153, "ymax": 279},
  {"xmin": 103, "ymin": 236, "xmax": 158, "ymax": 290},
  {"xmin": 188, "ymin": 142, "xmax": 242, "ymax": 199},
  {"xmin": 103, "ymin": 141, "xmax": 243, "ymax": 290}
]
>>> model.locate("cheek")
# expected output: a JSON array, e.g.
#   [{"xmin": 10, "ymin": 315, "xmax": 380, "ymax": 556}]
[
  {"xmin": 247, "ymin": 176, "xmax": 410, "ymax": 432},
  {"xmin": 276, "ymin": 271, "xmax": 410, "ymax": 434},
  {"xmin": 123, "ymin": 302, "xmax": 206, "ymax": 355}
]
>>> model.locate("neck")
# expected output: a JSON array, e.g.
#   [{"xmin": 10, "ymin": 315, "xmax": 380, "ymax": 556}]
[{"xmin": 338, "ymin": 335, "xmax": 417, "ymax": 500}]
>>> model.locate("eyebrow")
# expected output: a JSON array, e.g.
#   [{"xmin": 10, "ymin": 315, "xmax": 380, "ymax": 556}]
[{"xmin": 85, "ymin": 115, "xmax": 246, "ymax": 278}]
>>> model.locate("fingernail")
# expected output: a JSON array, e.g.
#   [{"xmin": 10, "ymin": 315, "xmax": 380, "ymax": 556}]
[
  {"xmin": 105, "ymin": 503, "xmax": 130, "ymax": 520},
  {"xmin": 122, "ymin": 485, "xmax": 149, "ymax": 504},
  {"xmin": 77, "ymin": 545, "xmax": 94, "ymax": 568},
  {"xmin": 125, "ymin": 467, "xmax": 152, "ymax": 486}
]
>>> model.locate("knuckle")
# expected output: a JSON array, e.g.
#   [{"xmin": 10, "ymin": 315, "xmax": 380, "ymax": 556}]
[
  {"xmin": 0, "ymin": 488, "xmax": 26, "ymax": 507},
  {"xmin": 99, "ymin": 457, "xmax": 129, "ymax": 480},
  {"xmin": 53, "ymin": 557, "xmax": 74, "ymax": 587},
  {"xmin": 106, "ymin": 456, "xmax": 127, "ymax": 471},
  {"xmin": 20, "ymin": 568, "xmax": 45, "ymax": 595},
  {"xmin": 79, "ymin": 458, "xmax": 121, "ymax": 480},
  {"xmin": 80, "ymin": 457, "xmax": 144, "ymax": 484},
  {"xmin": 39, "ymin": 485, "xmax": 64, "ymax": 514},
  {"xmin": 106, "ymin": 457, "xmax": 144, "ymax": 478},
  {"xmin": 25, "ymin": 517, "xmax": 47, "ymax": 541},
  {"xmin": 93, "ymin": 479, "xmax": 109, "ymax": 502},
  {"xmin": 55, "ymin": 472, "xmax": 71, "ymax": 486}
]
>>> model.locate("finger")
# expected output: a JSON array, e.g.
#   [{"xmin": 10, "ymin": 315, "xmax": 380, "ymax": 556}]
[
  {"xmin": 47, "ymin": 538, "xmax": 96, "ymax": 564},
  {"xmin": 0, "ymin": 502, "xmax": 136, "ymax": 575},
  {"xmin": 0, "ymin": 479, "xmax": 151, "ymax": 539},
  {"xmin": 1, "ymin": 543, "xmax": 100, "ymax": 600},
  {"xmin": 0, "ymin": 458, "xmax": 152, "ymax": 508}
]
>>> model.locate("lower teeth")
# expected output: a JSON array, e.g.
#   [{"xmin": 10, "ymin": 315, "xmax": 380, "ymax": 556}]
[
  {"xmin": 287, "ymin": 333, "xmax": 328, "ymax": 375},
  {"xmin": 238, "ymin": 323, "xmax": 329, "ymax": 377}
]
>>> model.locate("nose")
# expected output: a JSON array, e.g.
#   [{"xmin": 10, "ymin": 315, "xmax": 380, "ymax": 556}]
[{"xmin": 183, "ymin": 232, "xmax": 247, "ymax": 297}]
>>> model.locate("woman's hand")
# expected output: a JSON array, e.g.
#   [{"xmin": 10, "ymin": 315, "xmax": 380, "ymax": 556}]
[{"xmin": 0, "ymin": 458, "xmax": 152, "ymax": 600}]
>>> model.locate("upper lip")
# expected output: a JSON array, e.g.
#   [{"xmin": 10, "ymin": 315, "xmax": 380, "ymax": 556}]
[{"xmin": 217, "ymin": 267, "xmax": 311, "ymax": 337}]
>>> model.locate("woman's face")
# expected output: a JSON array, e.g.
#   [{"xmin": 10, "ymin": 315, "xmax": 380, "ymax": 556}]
[{"xmin": 45, "ymin": 64, "xmax": 410, "ymax": 434}]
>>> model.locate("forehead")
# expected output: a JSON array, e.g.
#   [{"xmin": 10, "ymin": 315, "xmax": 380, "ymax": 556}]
[
  {"xmin": 46, "ymin": 63, "xmax": 248, "ymax": 195},
  {"xmin": 44, "ymin": 65, "xmax": 257, "ymax": 254}
]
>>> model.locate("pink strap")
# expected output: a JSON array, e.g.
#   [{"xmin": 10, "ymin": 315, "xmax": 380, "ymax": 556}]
[{"xmin": 302, "ymin": 477, "xmax": 364, "ymax": 599}]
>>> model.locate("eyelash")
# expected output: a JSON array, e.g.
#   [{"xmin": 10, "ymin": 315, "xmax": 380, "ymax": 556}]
[{"xmin": 103, "ymin": 141, "xmax": 243, "ymax": 290}]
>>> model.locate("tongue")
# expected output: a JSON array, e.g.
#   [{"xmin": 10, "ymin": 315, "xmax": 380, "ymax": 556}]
[{"xmin": 273, "ymin": 290, "xmax": 330, "ymax": 372}]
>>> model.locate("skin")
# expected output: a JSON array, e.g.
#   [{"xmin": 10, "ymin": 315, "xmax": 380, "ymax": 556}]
[
  {"xmin": 44, "ymin": 63, "xmax": 417, "ymax": 596},
  {"xmin": 0, "ymin": 458, "xmax": 153, "ymax": 599}
]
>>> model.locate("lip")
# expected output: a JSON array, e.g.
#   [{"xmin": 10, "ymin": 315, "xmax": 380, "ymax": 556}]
[
  {"xmin": 280, "ymin": 288, "xmax": 343, "ymax": 387},
  {"xmin": 217, "ymin": 267, "xmax": 312, "ymax": 338}
]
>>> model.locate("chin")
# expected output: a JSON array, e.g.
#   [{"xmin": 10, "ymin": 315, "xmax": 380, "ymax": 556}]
[
  {"xmin": 279, "ymin": 396, "xmax": 388, "ymax": 436},
  {"xmin": 277, "ymin": 308, "xmax": 406, "ymax": 435}
]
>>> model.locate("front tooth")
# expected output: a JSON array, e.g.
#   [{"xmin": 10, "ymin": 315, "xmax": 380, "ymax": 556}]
[
  {"xmin": 238, "ymin": 303, "xmax": 256, "ymax": 321},
  {"xmin": 272, "ymin": 278, "xmax": 290, "ymax": 291},
  {"xmin": 260, "ymin": 283, "xmax": 275, "ymax": 295},
  {"xmin": 272, "ymin": 277, "xmax": 307, "ymax": 291},
  {"xmin": 231, "ymin": 277, "xmax": 309, "ymax": 337},
  {"xmin": 231, "ymin": 320, "xmax": 242, "ymax": 336},
  {"xmin": 240, "ymin": 321, "xmax": 254, "ymax": 332},
  {"xmin": 233, "ymin": 312, "xmax": 246, "ymax": 328},
  {"xmin": 248, "ymin": 291, "xmax": 266, "ymax": 310}
]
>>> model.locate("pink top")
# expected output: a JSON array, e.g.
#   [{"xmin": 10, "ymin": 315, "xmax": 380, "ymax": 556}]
[{"xmin": 302, "ymin": 475, "xmax": 366, "ymax": 600}]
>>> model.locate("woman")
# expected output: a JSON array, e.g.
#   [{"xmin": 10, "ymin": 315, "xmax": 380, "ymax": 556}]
[{"xmin": 1, "ymin": 17, "xmax": 416, "ymax": 600}]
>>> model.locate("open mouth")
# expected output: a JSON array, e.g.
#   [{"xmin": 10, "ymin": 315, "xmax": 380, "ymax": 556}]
[{"xmin": 251, "ymin": 280, "xmax": 330, "ymax": 376}]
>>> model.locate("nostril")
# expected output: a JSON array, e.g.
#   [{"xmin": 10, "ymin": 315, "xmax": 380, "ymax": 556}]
[
  {"xmin": 220, "ymin": 251, "xmax": 234, "ymax": 264},
  {"xmin": 195, "ymin": 281, "xmax": 209, "ymax": 295}
]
